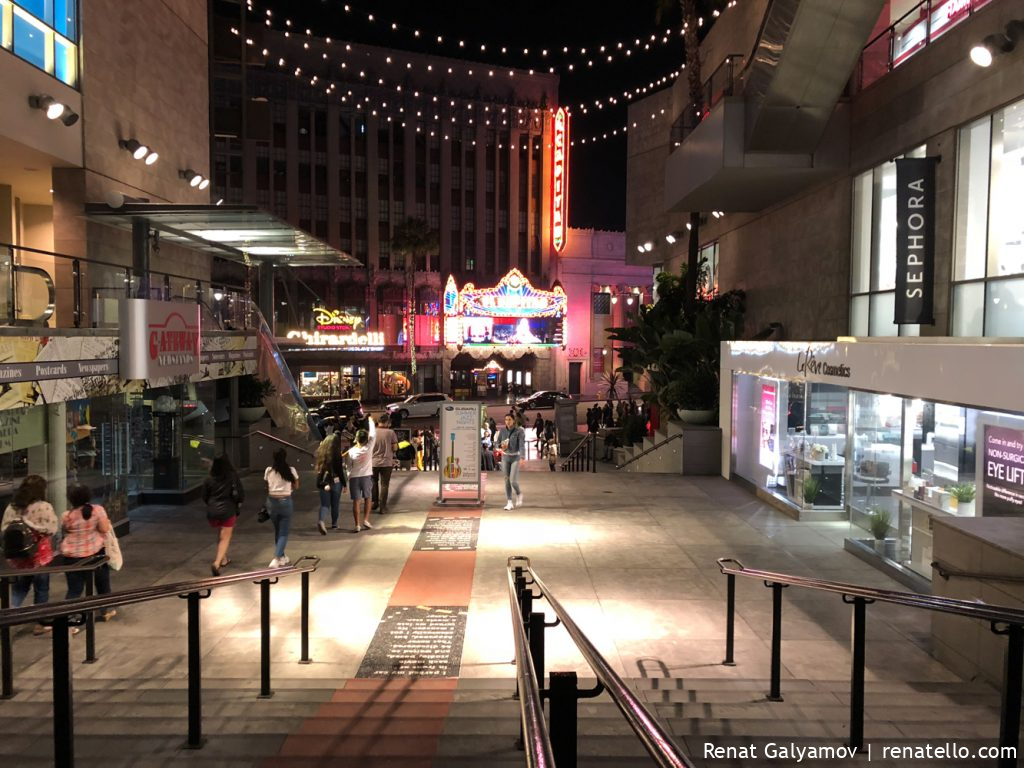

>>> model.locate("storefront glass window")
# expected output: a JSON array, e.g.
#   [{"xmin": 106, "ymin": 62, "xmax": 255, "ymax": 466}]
[
  {"xmin": 849, "ymin": 146, "xmax": 925, "ymax": 337},
  {"xmin": 952, "ymin": 97, "xmax": 1024, "ymax": 336}
]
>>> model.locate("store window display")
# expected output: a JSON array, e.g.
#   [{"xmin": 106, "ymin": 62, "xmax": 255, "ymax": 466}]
[{"xmin": 782, "ymin": 382, "xmax": 848, "ymax": 510}]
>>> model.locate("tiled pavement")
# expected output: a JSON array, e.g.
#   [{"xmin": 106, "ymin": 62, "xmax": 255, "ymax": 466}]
[{"xmin": 0, "ymin": 461, "xmax": 1013, "ymax": 766}]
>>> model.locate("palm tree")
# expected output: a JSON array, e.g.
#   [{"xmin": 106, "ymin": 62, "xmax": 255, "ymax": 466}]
[
  {"xmin": 657, "ymin": 0, "xmax": 724, "ymax": 311},
  {"xmin": 390, "ymin": 218, "xmax": 439, "ymax": 382}
]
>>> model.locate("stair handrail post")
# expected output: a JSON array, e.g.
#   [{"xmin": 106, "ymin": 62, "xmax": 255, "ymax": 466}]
[
  {"xmin": 997, "ymin": 622, "xmax": 1024, "ymax": 767},
  {"xmin": 299, "ymin": 569, "xmax": 312, "ymax": 664},
  {"xmin": 845, "ymin": 595, "xmax": 870, "ymax": 749},
  {"xmin": 258, "ymin": 577, "xmax": 274, "ymax": 698},
  {"xmin": 182, "ymin": 590, "xmax": 207, "ymax": 749},
  {"xmin": 83, "ymin": 568, "xmax": 97, "ymax": 663},
  {"xmin": 0, "ymin": 576, "xmax": 12, "ymax": 698},
  {"xmin": 767, "ymin": 581, "xmax": 786, "ymax": 702},
  {"xmin": 51, "ymin": 615, "xmax": 74, "ymax": 768},
  {"xmin": 723, "ymin": 572, "xmax": 736, "ymax": 666},
  {"xmin": 548, "ymin": 670, "xmax": 579, "ymax": 767},
  {"xmin": 529, "ymin": 611, "xmax": 546, "ymax": 687}
]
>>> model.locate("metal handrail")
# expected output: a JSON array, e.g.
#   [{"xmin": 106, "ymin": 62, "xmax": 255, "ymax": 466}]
[
  {"xmin": 558, "ymin": 431, "xmax": 594, "ymax": 469},
  {"xmin": 0, "ymin": 556, "xmax": 319, "ymax": 627},
  {"xmin": 717, "ymin": 557, "xmax": 1024, "ymax": 625},
  {"xmin": 932, "ymin": 559, "xmax": 1024, "ymax": 584},
  {"xmin": 506, "ymin": 558, "xmax": 555, "ymax": 768},
  {"xmin": 511, "ymin": 559, "xmax": 695, "ymax": 768},
  {"xmin": 0, "ymin": 554, "xmax": 108, "ymax": 580},
  {"xmin": 616, "ymin": 432, "xmax": 682, "ymax": 469},
  {"xmin": 249, "ymin": 430, "xmax": 316, "ymax": 457},
  {"xmin": 717, "ymin": 556, "xmax": 1024, "ymax": 766}
]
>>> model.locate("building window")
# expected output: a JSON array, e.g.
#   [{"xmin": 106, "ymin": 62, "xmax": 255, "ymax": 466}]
[
  {"xmin": 379, "ymin": 200, "xmax": 389, "ymax": 222},
  {"xmin": 849, "ymin": 145, "xmax": 926, "ymax": 337},
  {"xmin": 592, "ymin": 292, "xmax": 611, "ymax": 315},
  {"xmin": 952, "ymin": 100, "xmax": 1024, "ymax": 337},
  {"xmin": 5, "ymin": 1, "xmax": 78, "ymax": 86}
]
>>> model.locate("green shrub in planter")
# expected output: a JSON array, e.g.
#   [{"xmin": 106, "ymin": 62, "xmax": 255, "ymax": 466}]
[
  {"xmin": 802, "ymin": 475, "xmax": 820, "ymax": 504},
  {"xmin": 238, "ymin": 374, "xmax": 276, "ymax": 407},
  {"xmin": 948, "ymin": 482, "xmax": 976, "ymax": 503},
  {"xmin": 867, "ymin": 507, "xmax": 892, "ymax": 540}
]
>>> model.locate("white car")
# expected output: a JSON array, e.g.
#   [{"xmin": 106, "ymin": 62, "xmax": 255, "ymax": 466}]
[{"xmin": 386, "ymin": 392, "xmax": 453, "ymax": 419}]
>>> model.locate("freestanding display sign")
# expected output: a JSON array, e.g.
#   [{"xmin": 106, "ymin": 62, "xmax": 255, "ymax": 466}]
[{"xmin": 437, "ymin": 401, "xmax": 483, "ymax": 505}]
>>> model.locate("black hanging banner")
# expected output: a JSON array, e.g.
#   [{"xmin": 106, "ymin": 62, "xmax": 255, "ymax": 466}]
[{"xmin": 894, "ymin": 157, "xmax": 938, "ymax": 325}]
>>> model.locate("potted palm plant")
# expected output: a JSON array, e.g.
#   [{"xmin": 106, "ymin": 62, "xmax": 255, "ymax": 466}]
[
  {"xmin": 237, "ymin": 374, "xmax": 275, "ymax": 422},
  {"xmin": 866, "ymin": 507, "xmax": 893, "ymax": 551}
]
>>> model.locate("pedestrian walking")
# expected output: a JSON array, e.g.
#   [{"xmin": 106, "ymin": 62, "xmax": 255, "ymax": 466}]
[
  {"xmin": 496, "ymin": 413, "xmax": 526, "ymax": 510},
  {"xmin": 202, "ymin": 454, "xmax": 244, "ymax": 575},
  {"xmin": 314, "ymin": 434, "xmax": 337, "ymax": 535},
  {"xmin": 264, "ymin": 448, "xmax": 299, "ymax": 567},
  {"xmin": 344, "ymin": 416, "xmax": 376, "ymax": 531},
  {"xmin": 328, "ymin": 430, "xmax": 346, "ymax": 528},
  {"xmin": 1, "ymin": 475, "xmax": 58, "ymax": 636},
  {"xmin": 372, "ymin": 414, "xmax": 399, "ymax": 512},
  {"xmin": 61, "ymin": 484, "xmax": 115, "ymax": 623}
]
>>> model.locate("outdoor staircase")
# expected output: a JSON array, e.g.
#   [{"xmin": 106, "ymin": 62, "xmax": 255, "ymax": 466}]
[
  {"xmin": 615, "ymin": 420, "xmax": 721, "ymax": 475},
  {"xmin": 0, "ymin": 672, "xmax": 1011, "ymax": 766}
]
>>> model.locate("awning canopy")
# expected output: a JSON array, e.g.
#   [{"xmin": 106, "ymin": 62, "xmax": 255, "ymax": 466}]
[{"xmin": 84, "ymin": 203, "xmax": 361, "ymax": 267}]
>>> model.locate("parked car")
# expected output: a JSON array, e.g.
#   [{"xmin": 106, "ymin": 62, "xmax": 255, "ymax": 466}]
[
  {"xmin": 516, "ymin": 390, "xmax": 571, "ymax": 410},
  {"xmin": 386, "ymin": 393, "xmax": 452, "ymax": 419}
]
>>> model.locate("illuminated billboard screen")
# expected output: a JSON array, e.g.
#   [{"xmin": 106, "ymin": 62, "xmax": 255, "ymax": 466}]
[
  {"xmin": 444, "ymin": 269, "xmax": 566, "ymax": 347},
  {"xmin": 461, "ymin": 316, "xmax": 563, "ymax": 346}
]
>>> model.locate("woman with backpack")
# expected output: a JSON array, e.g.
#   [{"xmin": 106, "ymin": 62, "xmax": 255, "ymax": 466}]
[
  {"xmin": 314, "ymin": 434, "xmax": 337, "ymax": 535},
  {"xmin": 202, "ymin": 454, "xmax": 244, "ymax": 575},
  {"xmin": 61, "ymin": 484, "xmax": 115, "ymax": 622},
  {"xmin": 1, "ymin": 475, "xmax": 58, "ymax": 635},
  {"xmin": 264, "ymin": 448, "xmax": 299, "ymax": 567}
]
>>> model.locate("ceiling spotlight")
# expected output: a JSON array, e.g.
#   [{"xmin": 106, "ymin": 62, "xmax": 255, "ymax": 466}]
[
  {"xmin": 180, "ymin": 169, "xmax": 203, "ymax": 187},
  {"xmin": 643, "ymin": 241, "xmax": 654, "ymax": 252},
  {"xmin": 636, "ymin": 245, "xmax": 645, "ymax": 254},
  {"xmin": 119, "ymin": 139, "xmax": 149, "ymax": 160},
  {"xmin": 665, "ymin": 234, "xmax": 676, "ymax": 244},
  {"xmin": 144, "ymin": 151, "xmax": 159, "ymax": 165},
  {"xmin": 198, "ymin": 177, "xmax": 210, "ymax": 190}
]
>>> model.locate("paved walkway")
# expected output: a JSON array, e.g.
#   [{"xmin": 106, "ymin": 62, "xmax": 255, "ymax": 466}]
[{"xmin": 0, "ymin": 463, "xmax": 1000, "ymax": 766}]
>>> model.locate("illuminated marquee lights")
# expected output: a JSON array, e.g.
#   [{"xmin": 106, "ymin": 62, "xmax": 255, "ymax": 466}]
[
  {"xmin": 552, "ymin": 108, "xmax": 569, "ymax": 254},
  {"xmin": 444, "ymin": 269, "xmax": 567, "ymax": 346}
]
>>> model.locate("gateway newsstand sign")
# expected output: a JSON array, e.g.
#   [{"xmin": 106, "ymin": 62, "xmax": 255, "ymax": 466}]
[{"xmin": 120, "ymin": 299, "xmax": 201, "ymax": 379}]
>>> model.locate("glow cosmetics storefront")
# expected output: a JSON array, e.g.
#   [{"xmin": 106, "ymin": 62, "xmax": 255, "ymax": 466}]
[{"xmin": 721, "ymin": 339, "xmax": 1024, "ymax": 586}]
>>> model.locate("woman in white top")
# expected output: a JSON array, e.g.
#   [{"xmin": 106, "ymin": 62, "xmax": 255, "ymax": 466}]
[
  {"xmin": 263, "ymin": 448, "xmax": 299, "ymax": 567},
  {"xmin": 343, "ymin": 416, "xmax": 376, "ymax": 532}
]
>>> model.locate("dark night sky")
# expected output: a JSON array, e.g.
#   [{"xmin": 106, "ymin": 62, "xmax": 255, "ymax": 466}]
[{"xmin": 257, "ymin": 0, "xmax": 690, "ymax": 231}]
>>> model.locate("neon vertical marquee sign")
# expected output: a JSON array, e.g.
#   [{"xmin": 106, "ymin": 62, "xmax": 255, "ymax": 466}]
[{"xmin": 551, "ymin": 107, "xmax": 569, "ymax": 253}]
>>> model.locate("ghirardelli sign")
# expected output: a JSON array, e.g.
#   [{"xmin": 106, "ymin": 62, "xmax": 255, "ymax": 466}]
[
  {"xmin": 796, "ymin": 347, "xmax": 851, "ymax": 379},
  {"xmin": 120, "ymin": 299, "xmax": 201, "ymax": 380}
]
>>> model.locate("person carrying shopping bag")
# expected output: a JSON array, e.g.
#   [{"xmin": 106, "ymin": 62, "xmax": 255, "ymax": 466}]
[
  {"xmin": 203, "ymin": 454, "xmax": 244, "ymax": 575},
  {"xmin": 61, "ymin": 484, "xmax": 115, "ymax": 623},
  {"xmin": 1, "ymin": 475, "xmax": 59, "ymax": 635}
]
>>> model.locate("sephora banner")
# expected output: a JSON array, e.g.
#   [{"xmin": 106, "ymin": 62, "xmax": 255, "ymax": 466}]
[{"xmin": 894, "ymin": 157, "xmax": 938, "ymax": 325}]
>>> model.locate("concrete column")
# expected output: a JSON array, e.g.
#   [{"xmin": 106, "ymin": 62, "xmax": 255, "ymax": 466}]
[{"xmin": 46, "ymin": 402, "xmax": 67, "ymax": 515}]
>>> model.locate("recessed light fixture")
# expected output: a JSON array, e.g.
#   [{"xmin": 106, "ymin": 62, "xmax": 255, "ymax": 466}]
[
  {"xmin": 28, "ymin": 95, "xmax": 78, "ymax": 126},
  {"xmin": 119, "ymin": 138, "xmax": 158, "ymax": 164}
]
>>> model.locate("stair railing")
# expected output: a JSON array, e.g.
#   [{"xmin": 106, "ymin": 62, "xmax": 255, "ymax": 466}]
[
  {"xmin": 615, "ymin": 432, "xmax": 682, "ymax": 470},
  {"xmin": 718, "ymin": 557, "xmax": 1024, "ymax": 767},
  {"xmin": 558, "ymin": 433, "xmax": 597, "ymax": 472},
  {"xmin": 0, "ymin": 555, "xmax": 109, "ymax": 698},
  {"xmin": 0, "ymin": 556, "xmax": 321, "ymax": 768},
  {"xmin": 508, "ymin": 555, "xmax": 695, "ymax": 768}
]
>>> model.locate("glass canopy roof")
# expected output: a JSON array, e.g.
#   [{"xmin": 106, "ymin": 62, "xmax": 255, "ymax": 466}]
[{"xmin": 84, "ymin": 204, "xmax": 361, "ymax": 267}]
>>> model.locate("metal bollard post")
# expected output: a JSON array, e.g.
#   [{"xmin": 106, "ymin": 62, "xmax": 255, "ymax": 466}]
[
  {"xmin": 1, "ymin": 577, "xmax": 12, "ymax": 698},
  {"xmin": 528, "ymin": 611, "xmax": 546, "ymax": 685},
  {"xmin": 768, "ymin": 582, "xmax": 785, "ymax": 702},
  {"xmin": 258, "ymin": 579, "xmax": 273, "ymax": 698},
  {"xmin": 998, "ymin": 623, "xmax": 1024, "ymax": 767},
  {"xmin": 548, "ymin": 671, "xmax": 579, "ymax": 767},
  {"xmin": 299, "ymin": 570, "xmax": 312, "ymax": 664},
  {"xmin": 83, "ymin": 568, "xmax": 97, "ymax": 664},
  {"xmin": 846, "ymin": 596, "xmax": 868, "ymax": 749},
  {"xmin": 184, "ymin": 591, "xmax": 205, "ymax": 749},
  {"xmin": 51, "ymin": 615, "xmax": 74, "ymax": 768},
  {"xmin": 723, "ymin": 573, "xmax": 736, "ymax": 666}
]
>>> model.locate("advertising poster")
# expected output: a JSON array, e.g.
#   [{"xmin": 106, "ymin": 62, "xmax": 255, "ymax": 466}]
[
  {"xmin": 982, "ymin": 424, "xmax": 1024, "ymax": 516},
  {"xmin": 437, "ymin": 401, "xmax": 482, "ymax": 504},
  {"xmin": 759, "ymin": 383, "xmax": 778, "ymax": 470}
]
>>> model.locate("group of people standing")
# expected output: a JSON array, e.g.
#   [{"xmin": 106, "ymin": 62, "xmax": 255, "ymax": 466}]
[{"xmin": 1, "ymin": 476, "xmax": 116, "ymax": 636}]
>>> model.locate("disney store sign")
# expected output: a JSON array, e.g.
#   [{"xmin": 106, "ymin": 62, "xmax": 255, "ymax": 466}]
[{"xmin": 796, "ymin": 348, "xmax": 851, "ymax": 379}]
